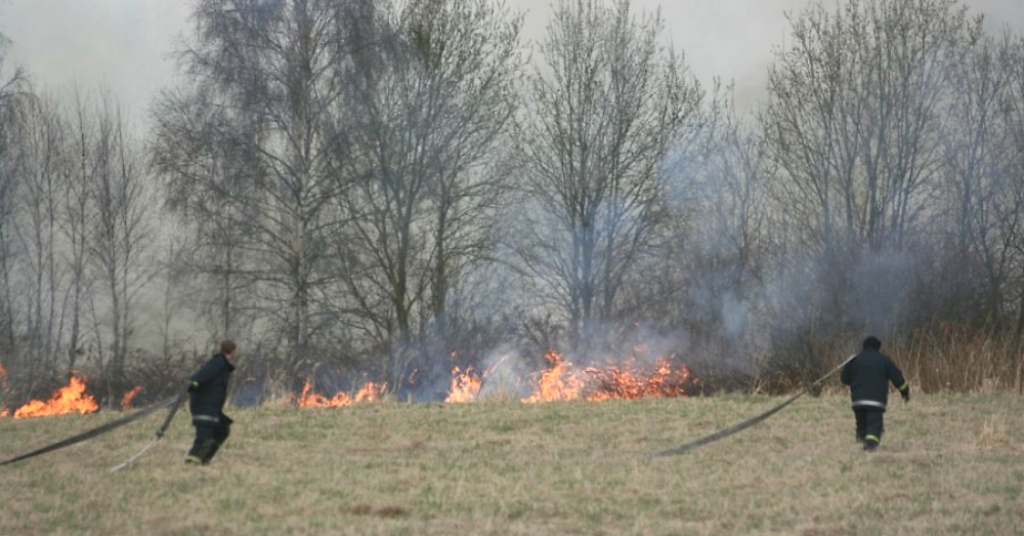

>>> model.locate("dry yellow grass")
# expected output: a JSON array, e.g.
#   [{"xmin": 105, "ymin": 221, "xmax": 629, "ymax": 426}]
[{"xmin": 1, "ymin": 394, "xmax": 1022, "ymax": 535}]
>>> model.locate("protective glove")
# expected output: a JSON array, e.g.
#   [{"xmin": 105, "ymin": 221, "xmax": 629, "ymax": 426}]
[{"xmin": 900, "ymin": 386, "xmax": 910, "ymax": 403}]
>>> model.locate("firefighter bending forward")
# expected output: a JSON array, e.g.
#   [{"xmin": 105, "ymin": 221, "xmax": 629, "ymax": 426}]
[
  {"xmin": 840, "ymin": 336, "xmax": 910, "ymax": 451},
  {"xmin": 186, "ymin": 340, "xmax": 236, "ymax": 465}
]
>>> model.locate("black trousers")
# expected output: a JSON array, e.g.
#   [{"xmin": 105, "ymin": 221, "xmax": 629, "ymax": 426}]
[
  {"xmin": 188, "ymin": 419, "xmax": 231, "ymax": 463},
  {"xmin": 853, "ymin": 407, "xmax": 884, "ymax": 444}
]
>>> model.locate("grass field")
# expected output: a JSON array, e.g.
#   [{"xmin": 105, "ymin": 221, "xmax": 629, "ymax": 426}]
[{"xmin": 1, "ymin": 393, "xmax": 1022, "ymax": 535}]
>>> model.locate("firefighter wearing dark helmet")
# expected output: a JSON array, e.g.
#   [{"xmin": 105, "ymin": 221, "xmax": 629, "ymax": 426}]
[{"xmin": 840, "ymin": 336, "xmax": 910, "ymax": 451}]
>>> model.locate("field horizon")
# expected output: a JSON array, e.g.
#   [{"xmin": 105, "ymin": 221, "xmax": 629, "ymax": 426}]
[{"xmin": 1, "ymin": 393, "xmax": 1021, "ymax": 535}]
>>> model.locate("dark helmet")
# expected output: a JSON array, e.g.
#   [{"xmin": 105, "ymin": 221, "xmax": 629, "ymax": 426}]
[{"xmin": 862, "ymin": 336, "xmax": 882, "ymax": 350}]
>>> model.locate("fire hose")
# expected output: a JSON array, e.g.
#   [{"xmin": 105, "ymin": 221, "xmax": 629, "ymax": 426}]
[
  {"xmin": 650, "ymin": 354, "xmax": 856, "ymax": 458},
  {"xmin": 111, "ymin": 393, "xmax": 186, "ymax": 471},
  {"xmin": 0, "ymin": 393, "xmax": 184, "ymax": 468}
]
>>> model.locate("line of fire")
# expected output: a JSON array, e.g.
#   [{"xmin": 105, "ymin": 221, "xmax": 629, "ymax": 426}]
[{"xmin": 0, "ymin": 353, "xmax": 696, "ymax": 419}]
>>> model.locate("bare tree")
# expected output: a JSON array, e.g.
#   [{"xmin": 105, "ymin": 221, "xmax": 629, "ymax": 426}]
[
  {"xmin": 1000, "ymin": 37, "xmax": 1024, "ymax": 336},
  {"xmin": 88, "ymin": 92, "xmax": 152, "ymax": 395},
  {"xmin": 513, "ymin": 0, "xmax": 703, "ymax": 352},
  {"xmin": 937, "ymin": 28, "xmax": 1022, "ymax": 323},
  {"xmin": 153, "ymin": 0, "xmax": 364, "ymax": 381},
  {"xmin": 685, "ymin": 101, "xmax": 773, "ymax": 344},
  {"xmin": 15, "ymin": 93, "xmax": 65, "ymax": 382},
  {"xmin": 155, "ymin": 227, "xmax": 192, "ymax": 361},
  {"xmin": 150, "ymin": 86, "xmax": 256, "ymax": 342},
  {"xmin": 59, "ymin": 85, "xmax": 99, "ymax": 379},
  {"xmin": 0, "ymin": 35, "xmax": 28, "ymax": 370},
  {"xmin": 764, "ymin": 0, "xmax": 974, "ymax": 252},
  {"xmin": 337, "ymin": 0, "xmax": 523, "ymax": 382},
  {"xmin": 760, "ymin": 0, "xmax": 973, "ymax": 340}
]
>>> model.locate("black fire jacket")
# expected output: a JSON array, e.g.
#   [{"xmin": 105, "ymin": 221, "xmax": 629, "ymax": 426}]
[
  {"xmin": 840, "ymin": 348, "xmax": 908, "ymax": 410},
  {"xmin": 188, "ymin": 353, "xmax": 235, "ymax": 425}
]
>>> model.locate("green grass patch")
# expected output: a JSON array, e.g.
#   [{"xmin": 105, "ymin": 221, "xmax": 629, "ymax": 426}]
[{"xmin": 1, "ymin": 394, "xmax": 1022, "ymax": 535}]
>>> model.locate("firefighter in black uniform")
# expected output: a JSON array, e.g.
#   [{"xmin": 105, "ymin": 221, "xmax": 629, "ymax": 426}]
[
  {"xmin": 840, "ymin": 336, "xmax": 909, "ymax": 451},
  {"xmin": 185, "ymin": 340, "xmax": 236, "ymax": 464}
]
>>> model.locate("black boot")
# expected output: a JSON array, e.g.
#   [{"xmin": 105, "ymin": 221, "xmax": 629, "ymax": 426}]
[{"xmin": 201, "ymin": 441, "xmax": 221, "ymax": 464}]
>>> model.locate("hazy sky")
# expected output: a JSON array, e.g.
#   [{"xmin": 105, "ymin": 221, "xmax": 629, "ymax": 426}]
[{"xmin": 2, "ymin": 0, "xmax": 1022, "ymax": 126}]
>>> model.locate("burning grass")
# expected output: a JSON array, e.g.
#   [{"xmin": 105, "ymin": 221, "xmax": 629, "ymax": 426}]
[
  {"xmin": 11, "ymin": 376, "xmax": 99, "ymax": 419},
  {"xmin": 444, "ymin": 366, "xmax": 482, "ymax": 403},
  {"xmin": 519, "ymin": 351, "xmax": 694, "ymax": 403},
  {"xmin": 0, "ymin": 393, "xmax": 1021, "ymax": 535},
  {"xmin": 120, "ymin": 386, "xmax": 144, "ymax": 410},
  {"xmin": 281, "ymin": 350, "xmax": 694, "ymax": 409},
  {"xmin": 0, "ymin": 350, "xmax": 692, "ymax": 420},
  {"xmin": 294, "ymin": 380, "xmax": 387, "ymax": 408}
]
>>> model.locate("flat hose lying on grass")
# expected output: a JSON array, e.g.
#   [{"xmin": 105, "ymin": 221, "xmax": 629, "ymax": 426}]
[
  {"xmin": 0, "ymin": 393, "xmax": 183, "ymax": 467},
  {"xmin": 111, "ymin": 393, "xmax": 186, "ymax": 471},
  {"xmin": 650, "ymin": 355, "xmax": 856, "ymax": 458}
]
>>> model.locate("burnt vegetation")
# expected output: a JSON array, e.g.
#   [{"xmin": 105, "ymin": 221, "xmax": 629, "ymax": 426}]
[{"xmin": 0, "ymin": 0, "xmax": 1022, "ymax": 407}]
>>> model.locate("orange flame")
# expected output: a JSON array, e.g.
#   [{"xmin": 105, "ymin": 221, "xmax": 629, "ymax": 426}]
[
  {"xmin": 519, "ymin": 352, "xmax": 692, "ymax": 403},
  {"xmin": 121, "ymin": 386, "xmax": 144, "ymax": 410},
  {"xmin": 521, "ymin": 351, "xmax": 586, "ymax": 403},
  {"xmin": 353, "ymin": 382, "xmax": 386, "ymax": 403},
  {"xmin": 13, "ymin": 376, "xmax": 99, "ymax": 418},
  {"xmin": 444, "ymin": 366, "xmax": 482, "ymax": 403},
  {"xmin": 295, "ymin": 381, "xmax": 387, "ymax": 408},
  {"xmin": 585, "ymin": 358, "xmax": 692, "ymax": 401},
  {"xmin": 294, "ymin": 351, "xmax": 692, "ymax": 408}
]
